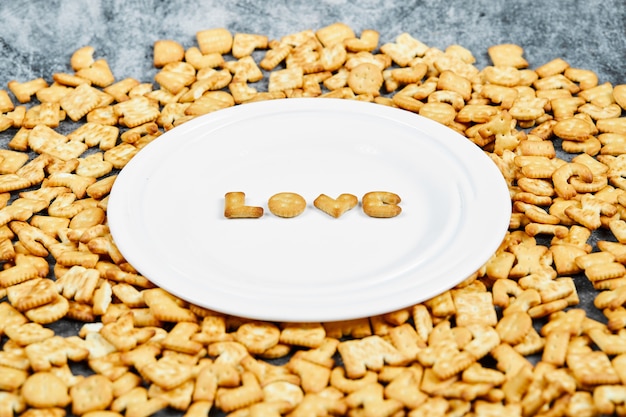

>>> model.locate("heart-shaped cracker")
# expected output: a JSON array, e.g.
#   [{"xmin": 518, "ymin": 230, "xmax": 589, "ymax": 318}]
[{"xmin": 313, "ymin": 193, "xmax": 358, "ymax": 218}]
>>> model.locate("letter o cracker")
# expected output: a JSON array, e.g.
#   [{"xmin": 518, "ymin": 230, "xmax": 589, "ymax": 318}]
[
  {"xmin": 268, "ymin": 192, "xmax": 306, "ymax": 218},
  {"xmin": 21, "ymin": 372, "xmax": 71, "ymax": 408},
  {"xmin": 70, "ymin": 374, "xmax": 114, "ymax": 415},
  {"xmin": 348, "ymin": 62, "xmax": 383, "ymax": 95}
]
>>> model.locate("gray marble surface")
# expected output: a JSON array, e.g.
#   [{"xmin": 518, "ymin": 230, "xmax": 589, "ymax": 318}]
[
  {"xmin": 1, "ymin": 0, "xmax": 625, "ymax": 88},
  {"xmin": 0, "ymin": 1, "xmax": 625, "ymax": 416}
]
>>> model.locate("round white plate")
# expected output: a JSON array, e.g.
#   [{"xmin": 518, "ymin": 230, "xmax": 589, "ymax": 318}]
[{"xmin": 107, "ymin": 98, "xmax": 511, "ymax": 322}]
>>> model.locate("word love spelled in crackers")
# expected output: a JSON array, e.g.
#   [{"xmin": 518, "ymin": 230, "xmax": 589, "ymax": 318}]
[
  {"xmin": 225, "ymin": 191, "xmax": 400, "ymax": 219},
  {"xmin": 1, "ymin": 20, "xmax": 626, "ymax": 417}
]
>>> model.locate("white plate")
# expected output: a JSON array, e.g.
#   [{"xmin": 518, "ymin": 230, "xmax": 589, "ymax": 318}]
[{"xmin": 107, "ymin": 98, "xmax": 511, "ymax": 322}]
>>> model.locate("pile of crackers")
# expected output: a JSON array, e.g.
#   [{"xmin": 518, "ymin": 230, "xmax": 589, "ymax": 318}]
[{"xmin": 1, "ymin": 22, "xmax": 626, "ymax": 417}]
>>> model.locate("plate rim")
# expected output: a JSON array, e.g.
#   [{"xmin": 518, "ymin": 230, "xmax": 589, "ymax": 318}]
[{"xmin": 107, "ymin": 97, "xmax": 511, "ymax": 322}]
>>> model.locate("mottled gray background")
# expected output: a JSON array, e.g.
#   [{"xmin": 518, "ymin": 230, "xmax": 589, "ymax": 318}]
[
  {"xmin": 1, "ymin": 0, "xmax": 625, "ymax": 87},
  {"xmin": 0, "ymin": 2, "xmax": 625, "ymax": 413}
]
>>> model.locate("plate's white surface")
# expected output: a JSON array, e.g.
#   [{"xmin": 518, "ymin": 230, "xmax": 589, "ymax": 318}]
[{"xmin": 107, "ymin": 98, "xmax": 511, "ymax": 322}]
